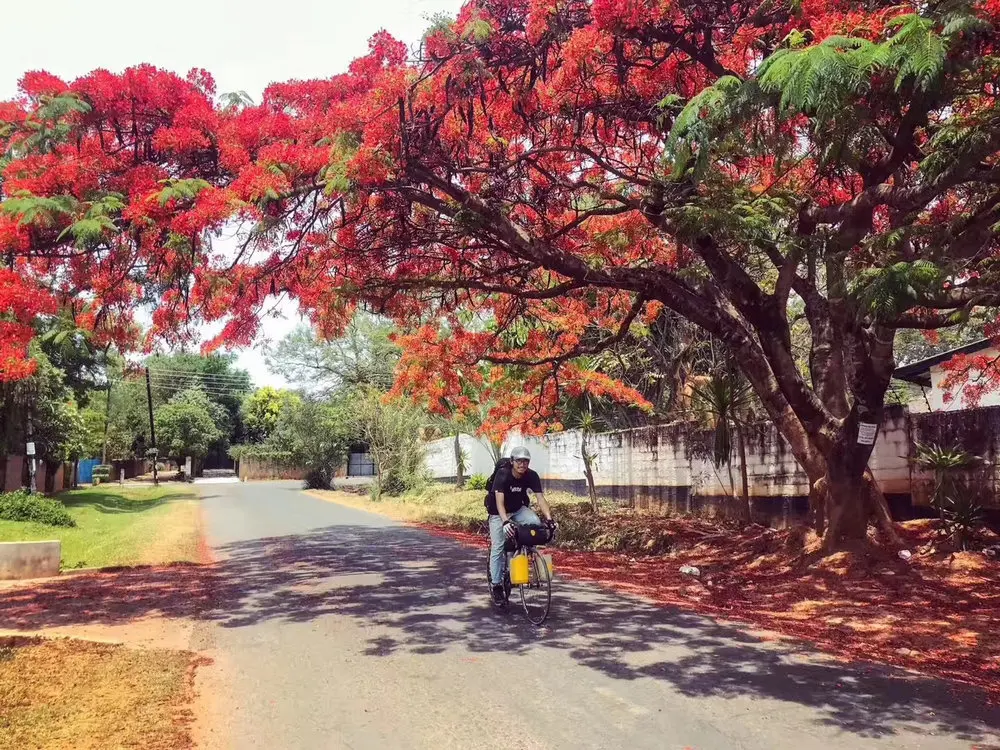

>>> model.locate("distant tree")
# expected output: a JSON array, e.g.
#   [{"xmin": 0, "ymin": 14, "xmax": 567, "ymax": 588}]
[
  {"xmin": 691, "ymin": 369, "xmax": 757, "ymax": 526},
  {"xmin": 103, "ymin": 377, "xmax": 150, "ymax": 461},
  {"xmin": 351, "ymin": 386, "xmax": 427, "ymax": 497},
  {"xmin": 269, "ymin": 394, "xmax": 353, "ymax": 489},
  {"xmin": 36, "ymin": 309, "xmax": 114, "ymax": 407},
  {"xmin": 79, "ymin": 401, "xmax": 107, "ymax": 459},
  {"xmin": 241, "ymin": 387, "xmax": 298, "ymax": 444},
  {"xmin": 146, "ymin": 354, "xmax": 250, "ymax": 465},
  {"xmin": 267, "ymin": 314, "xmax": 400, "ymax": 394},
  {"xmin": 154, "ymin": 389, "xmax": 222, "ymax": 466},
  {"xmin": 0, "ymin": 343, "xmax": 86, "ymax": 462}
]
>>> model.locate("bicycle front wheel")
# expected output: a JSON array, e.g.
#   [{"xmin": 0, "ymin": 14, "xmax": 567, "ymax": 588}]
[{"xmin": 519, "ymin": 549, "xmax": 552, "ymax": 625}]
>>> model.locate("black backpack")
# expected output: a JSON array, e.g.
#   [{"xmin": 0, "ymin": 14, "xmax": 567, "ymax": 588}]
[{"xmin": 484, "ymin": 458, "xmax": 513, "ymax": 497}]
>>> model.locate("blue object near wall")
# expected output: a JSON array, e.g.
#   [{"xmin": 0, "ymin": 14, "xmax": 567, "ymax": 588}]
[{"xmin": 77, "ymin": 458, "xmax": 100, "ymax": 484}]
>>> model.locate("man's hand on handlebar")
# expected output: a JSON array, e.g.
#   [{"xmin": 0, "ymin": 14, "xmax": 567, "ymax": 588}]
[{"xmin": 503, "ymin": 519, "xmax": 518, "ymax": 540}]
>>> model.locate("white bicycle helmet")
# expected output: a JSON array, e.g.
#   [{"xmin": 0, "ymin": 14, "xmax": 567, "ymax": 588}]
[{"xmin": 510, "ymin": 446, "xmax": 531, "ymax": 461}]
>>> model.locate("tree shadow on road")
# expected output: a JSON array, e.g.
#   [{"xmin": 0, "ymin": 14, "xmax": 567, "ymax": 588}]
[{"xmin": 3, "ymin": 522, "xmax": 999, "ymax": 743}]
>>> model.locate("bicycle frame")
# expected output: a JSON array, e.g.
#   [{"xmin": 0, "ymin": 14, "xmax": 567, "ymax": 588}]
[{"xmin": 489, "ymin": 535, "xmax": 553, "ymax": 625}]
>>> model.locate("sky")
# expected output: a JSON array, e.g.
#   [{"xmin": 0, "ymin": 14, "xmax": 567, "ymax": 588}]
[{"xmin": 1, "ymin": 0, "xmax": 465, "ymax": 388}]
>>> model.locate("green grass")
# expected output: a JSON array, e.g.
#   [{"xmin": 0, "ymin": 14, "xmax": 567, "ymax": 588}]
[
  {"xmin": 314, "ymin": 486, "xmax": 595, "ymax": 534},
  {"xmin": 317, "ymin": 486, "xmax": 584, "ymax": 532},
  {"xmin": 312, "ymin": 486, "xmax": 691, "ymax": 556},
  {"xmin": 0, "ymin": 485, "xmax": 201, "ymax": 570}
]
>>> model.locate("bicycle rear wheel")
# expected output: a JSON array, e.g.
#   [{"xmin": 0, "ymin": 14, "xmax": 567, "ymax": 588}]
[{"xmin": 519, "ymin": 549, "xmax": 552, "ymax": 625}]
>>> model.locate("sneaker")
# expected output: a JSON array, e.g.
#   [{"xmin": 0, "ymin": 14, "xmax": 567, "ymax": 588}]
[{"xmin": 491, "ymin": 584, "xmax": 506, "ymax": 606}]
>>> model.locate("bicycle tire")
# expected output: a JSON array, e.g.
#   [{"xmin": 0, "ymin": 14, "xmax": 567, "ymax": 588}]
[{"xmin": 519, "ymin": 548, "xmax": 552, "ymax": 625}]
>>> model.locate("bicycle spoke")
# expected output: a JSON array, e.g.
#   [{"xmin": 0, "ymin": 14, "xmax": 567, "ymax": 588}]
[{"xmin": 519, "ymin": 550, "xmax": 552, "ymax": 625}]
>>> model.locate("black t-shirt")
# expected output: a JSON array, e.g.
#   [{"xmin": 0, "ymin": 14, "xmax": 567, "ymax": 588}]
[{"xmin": 485, "ymin": 467, "xmax": 542, "ymax": 516}]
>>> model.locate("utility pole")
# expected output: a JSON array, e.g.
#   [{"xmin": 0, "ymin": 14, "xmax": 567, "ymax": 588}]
[
  {"xmin": 26, "ymin": 407, "xmax": 36, "ymax": 494},
  {"xmin": 102, "ymin": 378, "xmax": 112, "ymax": 465},
  {"xmin": 101, "ymin": 345, "xmax": 113, "ymax": 466},
  {"xmin": 145, "ymin": 367, "xmax": 158, "ymax": 486}
]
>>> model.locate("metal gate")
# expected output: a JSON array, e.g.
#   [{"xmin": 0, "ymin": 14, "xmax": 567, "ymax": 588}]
[{"xmin": 347, "ymin": 450, "xmax": 376, "ymax": 477}]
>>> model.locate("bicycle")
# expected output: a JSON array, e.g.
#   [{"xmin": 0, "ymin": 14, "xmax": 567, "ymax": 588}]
[{"xmin": 485, "ymin": 523, "xmax": 554, "ymax": 625}]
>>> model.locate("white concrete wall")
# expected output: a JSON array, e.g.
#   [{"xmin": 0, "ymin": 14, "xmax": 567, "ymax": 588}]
[
  {"xmin": 0, "ymin": 540, "xmax": 61, "ymax": 580},
  {"xmin": 424, "ymin": 415, "xmax": 913, "ymax": 501},
  {"xmin": 424, "ymin": 433, "xmax": 498, "ymax": 478}
]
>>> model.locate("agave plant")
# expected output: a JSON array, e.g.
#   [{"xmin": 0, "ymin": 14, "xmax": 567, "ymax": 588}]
[
  {"xmin": 690, "ymin": 370, "xmax": 755, "ymax": 524},
  {"xmin": 912, "ymin": 442, "xmax": 987, "ymax": 550}
]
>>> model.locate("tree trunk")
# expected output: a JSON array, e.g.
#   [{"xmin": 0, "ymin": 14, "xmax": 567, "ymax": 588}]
[
  {"xmin": 809, "ymin": 475, "xmax": 827, "ymax": 536},
  {"xmin": 581, "ymin": 433, "xmax": 599, "ymax": 514},
  {"xmin": 818, "ymin": 406, "xmax": 901, "ymax": 550},
  {"xmin": 865, "ymin": 469, "xmax": 904, "ymax": 547},
  {"xmin": 454, "ymin": 432, "xmax": 465, "ymax": 489},
  {"xmin": 823, "ymin": 473, "xmax": 870, "ymax": 551},
  {"xmin": 735, "ymin": 424, "xmax": 751, "ymax": 525}
]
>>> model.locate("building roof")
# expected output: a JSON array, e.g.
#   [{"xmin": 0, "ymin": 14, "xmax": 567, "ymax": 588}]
[{"xmin": 893, "ymin": 338, "xmax": 992, "ymax": 386}]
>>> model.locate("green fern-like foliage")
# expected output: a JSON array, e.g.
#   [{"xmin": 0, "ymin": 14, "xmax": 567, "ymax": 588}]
[
  {"xmin": 462, "ymin": 17, "xmax": 492, "ymax": 42},
  {"xmin": 155, "ymin": 178, "xmax": 212, "ymax": 206},
  {"xmin": 849, "ymin": 260, "xmax": 945, "ymax": 320},
  {"xmin": 665, "ymin": 76, "xmax": 742, "ymax": 179},
  {"xmin": 666, "ymin": 10, "xmax": 990, "ymax": 175},
  {"xmin": 884, "ymin": 14, "xmax": 948, "ymax": 91},
  {"xmin": 57, "ymin": 216, "xmax": 116, "ymax": 245},
  {"xmin": 12, "ymin": 94, "xmax": 92, "ymax": 155},
  {"xmin": 0, "ymin": 192, "xmax": 78, "ymax": 227},
  {"xmin": 322, "ymin": 132, "xmax": 361, "ymax": 195},
  {"xmin": 920, "ymin": 114, "xmax": 999, "ymax": 181},
  {"xmin": 33, "ymin": 93, "xmax": 91, "ymax": 121},
  {"xmin": 1, "ymin": 190, "xmax": 125, "ymax": 246}
]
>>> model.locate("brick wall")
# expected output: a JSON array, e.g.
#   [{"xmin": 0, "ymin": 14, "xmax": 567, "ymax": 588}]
[
  {"xmin": 1, "ymin": 456, "xmax": 75, "ymax": 494},
  {"xmin": 239, "ymin": 458, "xmax": 308, "ymax": 482}
]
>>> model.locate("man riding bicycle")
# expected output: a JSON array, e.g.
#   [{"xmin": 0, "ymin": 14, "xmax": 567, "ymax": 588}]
[{"xmin": 486, "ymin": 446, "xmax": 555, "ymax": 606}]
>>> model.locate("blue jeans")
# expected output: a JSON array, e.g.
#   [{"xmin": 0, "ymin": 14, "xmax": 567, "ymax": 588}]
[{"xmin": 489, "ymin": 506, "xmax": 541, "ymax": 585}]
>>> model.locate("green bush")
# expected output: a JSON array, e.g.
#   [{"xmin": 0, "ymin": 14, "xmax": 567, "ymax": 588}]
[
  {"xmin": 304, "ymin": 468, "xmax": 334, "ymax": 490},
  {"xmin": 466, "ymin": 474, "xmax": 488, "ymax": 491},
  {"xmin": 0, "ymin": 490, "xmax": 76, "ymax": 527},
  {"xmin": 92, "ymin": 465, "xmax": 111, "ymax": 486}
]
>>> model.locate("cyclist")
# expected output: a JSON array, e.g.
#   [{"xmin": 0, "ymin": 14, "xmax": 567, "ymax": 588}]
[{"xmin": 486, "ymin": 446, "xmax": 555, "ymax": 606}]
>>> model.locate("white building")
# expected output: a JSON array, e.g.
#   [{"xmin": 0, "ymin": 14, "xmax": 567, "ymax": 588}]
[{"xmin": 893, "ymin": 339, "xmax": 1000, "ymax": 412}]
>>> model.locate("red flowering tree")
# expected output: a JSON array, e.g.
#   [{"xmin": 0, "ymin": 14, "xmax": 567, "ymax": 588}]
[{"xmin": 3, "ymin": 1, "xmax": 1000, "ymax": 547}]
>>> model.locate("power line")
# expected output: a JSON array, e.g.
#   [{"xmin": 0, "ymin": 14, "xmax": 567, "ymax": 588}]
[
  {"xmin": 150, "ymin": 370, "xmax": 250, "ymax": 386},
  {"xmin": 146, "ymin": 366, "xmax": 251, "ymax": 378},
  {"xmin": 117, "ymin": 377, "xmax": 253, "ymax": 396},
  {"xmin": 108, "ymin": 372, "xmax": 257, "ymax": 395},
  {"xmin": 147, "ymin": 373, "xmax": 249, "ymax": 387},
  {"xmin": 147, "ymin": 378, "xmax": 252, "ymax": 389},
  {"xmin": 146, "ymin": 382, "xmax": 251, "ymax": 397},
  {"xmin": 146, "ymin": 368, "xmax": 253, "ymax": 383}
]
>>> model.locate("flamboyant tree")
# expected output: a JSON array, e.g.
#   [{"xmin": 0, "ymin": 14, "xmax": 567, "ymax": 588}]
[{"xmin": 3, "ymin": 0, "xmax": 1000, "ymax": 546}]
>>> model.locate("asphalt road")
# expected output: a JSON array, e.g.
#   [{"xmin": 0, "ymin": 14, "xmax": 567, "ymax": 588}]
[{"xmin": 194, "ymin": 481, "xmax": 1000, "ymax": 750}]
